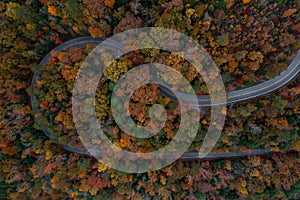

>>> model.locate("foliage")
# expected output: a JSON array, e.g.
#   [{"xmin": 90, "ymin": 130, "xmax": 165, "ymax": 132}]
[{"xmin": 0, "ymin": 0, "xmax": 300, "ymax": 199}]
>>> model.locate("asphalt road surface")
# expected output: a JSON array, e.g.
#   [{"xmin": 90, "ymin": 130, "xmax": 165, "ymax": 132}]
[{"xmin": 31, "ymin": 37, "xmax": 300, "ymax": 160}]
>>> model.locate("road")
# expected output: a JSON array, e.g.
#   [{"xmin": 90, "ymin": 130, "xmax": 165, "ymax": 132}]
[
  {"xmin": 31, "ymin": 37, "xmax": 300, "ymax": 160},
  {"xmin": 159, "ymin": 50, "xmax": 300, "ymax": 107}
]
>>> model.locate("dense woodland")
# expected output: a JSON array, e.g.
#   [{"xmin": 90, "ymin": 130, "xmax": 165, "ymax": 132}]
[{"xmin": 0, "ymin": 0, "xmax": 300, "ymax": 199}]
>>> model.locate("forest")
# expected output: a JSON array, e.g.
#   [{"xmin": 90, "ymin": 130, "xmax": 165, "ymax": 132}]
[{"xmin": 0, "ymin": 0, "xmax": 300, "ymax": 199}]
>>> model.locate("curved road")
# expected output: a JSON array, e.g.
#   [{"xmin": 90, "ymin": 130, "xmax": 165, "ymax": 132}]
[
  {"xmin": 159, "ymin": 50, "xmax": 300, "ymax": 107},
  {"xmin": 31, "ymin": 37, "xmax": 300, "ymax": 160}
]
